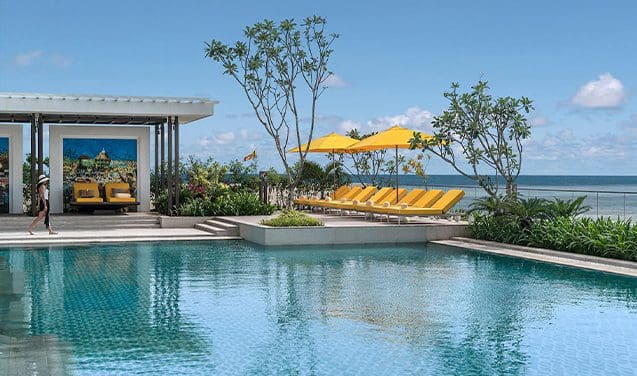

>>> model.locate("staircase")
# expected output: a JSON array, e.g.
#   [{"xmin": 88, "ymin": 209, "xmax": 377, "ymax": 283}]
[
  {"xmin": 194, "ymin": 217, "xmax": 240, "ymax": 237},
  {"xmin": 0, "ymin": 213, "xmax": 160, "ymax": 232}
]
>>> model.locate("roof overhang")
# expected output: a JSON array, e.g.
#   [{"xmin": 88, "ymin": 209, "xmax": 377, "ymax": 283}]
[{"xmin": 0, "ymin": 92, "xmax": 218, "ymax": 125}]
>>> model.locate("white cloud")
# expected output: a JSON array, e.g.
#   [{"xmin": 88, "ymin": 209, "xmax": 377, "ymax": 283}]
[
  {"xmin": 338, "ymin": 107, "xmax": 435, "ymax": 134},
  {"xmin": 14, "ymin": 50, "xmax": 42, "ymax": 67},
  {"xmin": 212, "ymin": 131, "xmax": 236, "ymax": 145},
  {"xmin": 529, "ymin": 115, "xmax": 549, "ymax": 127},
  {"xmin": 50, "ymin": 53, "xmax": 72, "ymax": 68},
  {"xmin": 338, "ymin": 119, "xmax": 363, "ymax": 133},
  {"xmin": 324, "ymin": 73, "xmax": 348, "ymax": 88},
  {"xmin": 570, "ymin": 73, "xmax": 626, "ymax": 109}
]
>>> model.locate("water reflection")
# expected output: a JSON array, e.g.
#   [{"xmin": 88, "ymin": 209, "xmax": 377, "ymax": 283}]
[{"xmin": 0, "ymin": 241, "xmax": 635, "ymax": 375}]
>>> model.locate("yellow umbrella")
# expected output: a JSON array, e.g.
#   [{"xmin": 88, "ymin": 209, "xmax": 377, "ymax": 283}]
[
  {"xmin": 288, "ymin": 132, "xmax": 358, "ymax": 153},
  {"xmin": 288, "ymin": 132, "xmax": 358, "ymax": 187},
  {"xmin": 347, "ymin": 125, "xmax": 432, "ymax": 201}
]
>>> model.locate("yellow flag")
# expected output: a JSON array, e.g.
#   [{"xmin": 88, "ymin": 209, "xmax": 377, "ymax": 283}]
[{"xmin": 243, "ymin": 150, "xmax": 257, "ymax": 161}]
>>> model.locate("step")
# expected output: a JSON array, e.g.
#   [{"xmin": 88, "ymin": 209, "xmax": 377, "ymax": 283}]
[
  {"xmin": 194, "ymin": 223, "xmax": 227, "ymax": 235},
  {"xmin": 205, "ymin": 220, "xmax": 239, "ymax": 236},
  {"xmin": 204, "ymin": 219, "xmax": 238, "ymax": 230}
]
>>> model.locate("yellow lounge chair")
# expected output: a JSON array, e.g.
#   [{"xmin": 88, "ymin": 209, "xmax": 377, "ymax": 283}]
[
  {"xmin": 104, "ymin": 182, "xmax": 137, "ymax": 203},
  {"xmin": 72, "ymin": 182, "xmax": 103, "ymax": 203},
  {"xmin": 355, "ymin": 188, "xmax": 411, "ymax": 213},
  {"xmin": 372, "ymin": 189, "xmax": 465, "ymax": 223},
  {"xmin": 294, "ymin": 185, "xmax": 350, "ymax": 206},
  {"xmin": 307, "ymin": 186, "xmax": 363, "ymax": 208},
  {"xmin": 319, "ymin": 186, "xmax": 378, "ymax": 209}
]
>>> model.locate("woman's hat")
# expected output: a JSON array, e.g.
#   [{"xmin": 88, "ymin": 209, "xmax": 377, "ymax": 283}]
[{"xmin": 37, "ymin": 174, "xmax": 50, "ymax": 186}]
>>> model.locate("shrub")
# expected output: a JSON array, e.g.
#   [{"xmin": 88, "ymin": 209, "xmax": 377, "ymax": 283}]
[
  {"xmin": 261, "ymin": 210, "xmax": 323, "ymax": 227},
  {"xmin": 205, "ymin": 191, "xmax": 275, "ymax": 216},
  {"xmin": 469, "ymin": 215, "xmax": 637, "ymax": 262}
]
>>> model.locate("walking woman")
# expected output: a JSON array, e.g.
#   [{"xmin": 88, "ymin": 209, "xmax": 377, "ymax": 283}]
[{"xmin": 26, "ymin": 174, "xmax": 57, "ymax": 235}]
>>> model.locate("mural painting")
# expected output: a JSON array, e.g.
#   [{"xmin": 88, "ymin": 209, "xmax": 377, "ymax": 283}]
[
  {"xmin": 0, "ymin": 138, "xmax": 8, "ymax": 213},
  {"xmin": 62, "ymin": 138, "xmax": 137, "ymax": 211}
]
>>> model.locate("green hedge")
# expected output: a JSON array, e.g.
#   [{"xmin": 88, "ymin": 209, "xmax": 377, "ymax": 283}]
[
  {"xmin": 261, "ymin": 210, "xmax": 323, "ymax": 227},
  {"xmin": 470, "ymin": 214, "xmax": 637, "ymax": 261}
]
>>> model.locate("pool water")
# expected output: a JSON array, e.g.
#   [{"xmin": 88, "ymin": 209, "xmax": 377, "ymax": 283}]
[{"xmin": 0, "ymin": 241, "xmax": 635, "ymax": 375}]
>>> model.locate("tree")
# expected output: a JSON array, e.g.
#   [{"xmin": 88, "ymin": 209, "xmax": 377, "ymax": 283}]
[
  {"xmin": 410, "ymin": 81, "xmax": 533, "ymax": 198},
  {"xmin": 204, "ymin": 16, "xmax": 338, "ymax": 206},
  {"xmin": 342, "ymin": 128, "xmax": 389, "ymax": 187}
]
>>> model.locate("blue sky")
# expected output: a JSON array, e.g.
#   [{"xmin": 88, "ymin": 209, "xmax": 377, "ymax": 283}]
[{"xmin": 1, "ymin": 0, "xmax": 636, "ymax": 175}]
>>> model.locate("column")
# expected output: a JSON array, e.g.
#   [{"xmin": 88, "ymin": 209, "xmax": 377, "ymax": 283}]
[
  {"xmin": 37, "ymin": 115, "xmax": 44, "ymax": 177},
  {"xmin": 174, "ymin": 116, "xmax": 180, "ymax": 208},
  {"xmin": 154, "ymin": 124, "xmax": 159, "ymax": 196},
  {"xmin": 167, "ymin": 116, "xmax": 173, "ymax": 213},
  {"xmin": 160, "ymin": 122, "xmax": 165, "ymax": 190},
  {"xmin": 30, "ymin": 115, "xmax": 37, "ymax": 215}
]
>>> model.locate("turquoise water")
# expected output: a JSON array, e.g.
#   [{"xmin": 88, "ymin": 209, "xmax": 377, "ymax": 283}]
[{"xmin": 1, "ymin": 241, "xmax": 636, "ymax": 375}]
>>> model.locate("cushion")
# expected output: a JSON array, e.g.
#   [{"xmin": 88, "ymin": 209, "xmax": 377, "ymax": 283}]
[
  {"xmin": 111, "ymin": 188, "xmax": 129, "ymax": 196},
  {"xmin": 79, "ymin": 189, "xmax": 95, "ymax": 198},
  {"xmin": 114, "ymin": 192, "xmax": 132, "ymax": 199}
]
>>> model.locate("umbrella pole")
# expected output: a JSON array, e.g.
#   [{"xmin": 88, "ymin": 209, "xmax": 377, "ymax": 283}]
[
  {"xmin": 396, "ymin": 145, "xmax": 399, "ymax": 202},
  {"xmin": 332, "ymin": 149, "xmax": 336, "ymax": 190}
]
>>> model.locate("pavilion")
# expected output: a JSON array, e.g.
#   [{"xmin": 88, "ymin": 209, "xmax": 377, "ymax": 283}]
[{"xmin": 0, "ymin": 92, "xmax": 218, "ymax": 214}]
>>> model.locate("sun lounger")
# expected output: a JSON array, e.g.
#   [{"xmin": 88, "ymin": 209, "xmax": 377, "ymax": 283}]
[
  {"xmin": 104, "ymin": 182, "xmax": 138, "ymax": 203},
  {"xmin": 305, "ymin": 186, "xmax": 363, "ymax": 208},
  {"xmin": 355, "ymin": 188, "xmax": 411, "ymax": 213},
  {"xmin": 293, "ymin": 185, "xmax": 350, "ymax": 206},
  {"xmin": 72, "ymin": 182, "xmax": 103, "ymax": 204},
  {"xmin": 319, "ymin": 186, "xmax": 378, "ymax": 209},
  {"xmin": 371, "ymin": 189, "xmax": 464, "ymax": 223}
]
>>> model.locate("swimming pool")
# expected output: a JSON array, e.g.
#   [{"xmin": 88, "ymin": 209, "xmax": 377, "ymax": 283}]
[{"xmin": 0, "ymin": 241, "xmax": 635, "ymax": 375}]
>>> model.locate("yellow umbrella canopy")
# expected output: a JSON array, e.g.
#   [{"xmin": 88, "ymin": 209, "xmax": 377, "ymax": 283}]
[
  {"xmin": 288, "ymin": 132, "xmax": 358, "ymax": 153},
  {"xmin": 288, "ymin": 132, "xmax": 358, "ymax": 188},
  {"xmin": 347, "ymin": 125, "xmax": 433, "ymax": 201},
  {"xmin": 346, "ymin": 125, "xmax": 431, "ymax": 152}
]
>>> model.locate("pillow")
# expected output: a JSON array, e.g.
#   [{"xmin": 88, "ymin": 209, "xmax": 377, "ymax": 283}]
[
  {"xmin": 79, "ymin": 189, "xmax": 95, "ymax": 198},
  {"xmin": 111, "ymin": 188, "xmax": 129, "ymax": 196},
  {"xmin": 114, "ymin": 193, "xmax": 132, "ymax": 199}
]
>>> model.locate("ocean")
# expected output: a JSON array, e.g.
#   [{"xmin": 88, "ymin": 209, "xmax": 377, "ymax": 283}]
[{"xmin": 351, "ymin": 175, "xmax": 637, "ymax": 219}]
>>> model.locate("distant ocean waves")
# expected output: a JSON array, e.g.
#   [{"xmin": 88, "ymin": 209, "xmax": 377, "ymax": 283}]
[{"xmin": 350, "ymin": 175, "xmax": 637, "ymax": 219}]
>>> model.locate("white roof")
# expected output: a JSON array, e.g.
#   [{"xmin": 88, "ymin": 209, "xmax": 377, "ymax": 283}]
[{"xmin": 0, "ymin": 92, "xmax": 218, "ymax": 125}]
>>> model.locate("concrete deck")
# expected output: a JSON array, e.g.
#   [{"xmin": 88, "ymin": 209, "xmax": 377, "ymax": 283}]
[
  {"xmin": 220, "ymin": 213, "xmax": 469, "ymax": 246},
  {"xmin": 0, "ymin": 228, "xmax": 240, "ymax": 247},
  {"xmin": 434, "ymin": 237, "xmax": 637, "ymax": 278}
]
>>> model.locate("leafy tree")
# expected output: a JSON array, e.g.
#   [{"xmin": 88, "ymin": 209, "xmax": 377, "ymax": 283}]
[
  {"xmin": 205, "ymin": 16, "xmax": 338, "ymax": 206},
  {"xmin": 342, "ymin": 128, "xmax": 388, "ymax": 187},
  {"xmin": 410, "ymin": 80, "xmax": 533, "ymax": 199}
]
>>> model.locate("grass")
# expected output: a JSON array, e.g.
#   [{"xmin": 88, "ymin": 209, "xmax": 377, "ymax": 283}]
[{"xmin": 260, "ymin": 210, "xmax": 324, "ymax": 227}]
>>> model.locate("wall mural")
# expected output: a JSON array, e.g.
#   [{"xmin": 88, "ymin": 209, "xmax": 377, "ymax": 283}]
[
  {"xmin": 0, "ymin": 138, "xmax": 8, "ymax": 213},
  {"xmin": 62, "ymin": 138, "xmax": 137, "ymax": 211}
]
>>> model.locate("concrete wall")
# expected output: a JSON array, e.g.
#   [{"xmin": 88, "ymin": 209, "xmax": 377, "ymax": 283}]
[
  {"xmin": 233, "ymin": 221, "xmax": 469, "ymax": 246},
  {"xmin": 49, "ymin": 125, "xmax": 151, "ymax": 213},
  {"xmin": 0, "ymin": 124, "xmax": 24, "ymax": 214}
]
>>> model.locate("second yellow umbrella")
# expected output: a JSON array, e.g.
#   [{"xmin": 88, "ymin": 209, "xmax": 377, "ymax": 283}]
[
  {"xmin": 347, "ymin": 125, "xmax": 432, "ymax": 201},
  {"xmin": 288, "ymin": 132, "xmax": 358, "ymax": 187}
]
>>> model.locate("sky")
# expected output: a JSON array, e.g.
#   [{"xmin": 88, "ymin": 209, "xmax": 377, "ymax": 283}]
[{"xmin": 1, "ymin": 0, "xmax": 636, "ymax": 175}]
